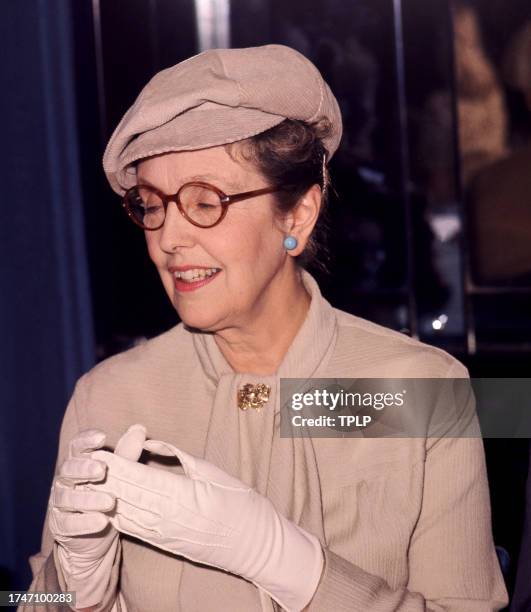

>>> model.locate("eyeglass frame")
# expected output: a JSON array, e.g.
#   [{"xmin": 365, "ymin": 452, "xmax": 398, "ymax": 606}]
[{"xmin": 122, "ymin": 180, "xmax": 286, "ymax": 230}]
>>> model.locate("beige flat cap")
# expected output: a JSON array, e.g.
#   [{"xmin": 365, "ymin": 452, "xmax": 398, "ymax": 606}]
[{"xmin": 102, "ymin": 44, "xmax": 342, "ymax": 195}]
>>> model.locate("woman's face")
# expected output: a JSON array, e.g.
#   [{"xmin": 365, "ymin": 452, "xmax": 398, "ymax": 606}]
[{"xmin": 138, "ymin": 145, "xmax": 293, "ymax": 332}]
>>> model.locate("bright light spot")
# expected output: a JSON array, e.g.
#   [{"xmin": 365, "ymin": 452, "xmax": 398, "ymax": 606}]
[{"xmin": 432, "ymin": 314, "xmax": 448, "ymax": 331}]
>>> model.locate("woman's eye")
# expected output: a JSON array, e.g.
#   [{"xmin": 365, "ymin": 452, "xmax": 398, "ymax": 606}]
[
  {"xmin": 197, "ymin": 202, "xmax": 216, "ymax": 209},
  {"xmin": 145, "ymin": 204, "xmax": 163, "ymax": 214}
]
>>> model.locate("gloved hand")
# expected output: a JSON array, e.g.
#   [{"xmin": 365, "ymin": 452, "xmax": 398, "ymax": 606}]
[
  {"xmin": 49, "ymin": 425, "xmax": 146, "ymax": 609},
  {"xmin": 88, "ymin": 426, "xmax": 324, "ymax": 612}
]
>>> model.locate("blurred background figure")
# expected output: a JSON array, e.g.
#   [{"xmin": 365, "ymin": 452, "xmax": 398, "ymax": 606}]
[
  {"xmin": 467, "ymin": 18, "xmax": 531, "ymax": 285},
  {"xmin": 502, "ymin": 20, "xmax": 531, "ymax": 147},
  {"xmin": 452, "ymin": 0, "xmax": 508, "ymax": 184},
  {"xmin": 419, "ymin": 0, "xmax": 508, "ymax": 204}
]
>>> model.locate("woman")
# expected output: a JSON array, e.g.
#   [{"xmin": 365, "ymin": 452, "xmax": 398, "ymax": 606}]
[{"xmin": 26, "ymin": 45, "xmax": 507, "ymax": 611}]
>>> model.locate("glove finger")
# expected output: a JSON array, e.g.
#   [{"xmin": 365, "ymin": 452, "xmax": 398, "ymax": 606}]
[
  {"xmin": 53, "ymin": 484, "xmax": 115, "ymax": 512},
  {"xmin": 115, "ymin": 424, "xmax": 147, "ymax": 461},
  {"xmin": 49, "ymin": 507, "xmax": 109, "ymax": 537},
  {"xmin": 142, "ymin": 439, "xmax": 175, "ymax": 457},
  {"xmin": 69, "ymin": 429, "xmax": 107, "ymax": 458},
  {"xmin": 58, "ymin": 457, "xmax": 106, "ymax": 483},
  {"xmin": 144, "ymin": 440, "xmax": 249, "ymax": 490},
  {"xmin": 89, "ymin": 449, "xmax": 188, "ymax": 501},
  {"xmin": 143, "ymin": 441, "xmax": 198, "ymax": 479}
]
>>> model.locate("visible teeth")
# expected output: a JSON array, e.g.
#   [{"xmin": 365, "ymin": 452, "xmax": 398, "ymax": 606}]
[{"xmin": 174, "ymin": 267, "xmax": 220, "ymax": 281}]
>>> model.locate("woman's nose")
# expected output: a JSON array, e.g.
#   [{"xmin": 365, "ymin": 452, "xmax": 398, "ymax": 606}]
[{"xmin": 158, "ymin": 200, "xmax": 195, "ymax": 253}]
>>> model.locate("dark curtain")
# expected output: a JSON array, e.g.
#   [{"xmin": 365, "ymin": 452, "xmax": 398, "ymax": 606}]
[{"xmin": 0, "ymin": 0, "xmax": 95, "ymax": 590}]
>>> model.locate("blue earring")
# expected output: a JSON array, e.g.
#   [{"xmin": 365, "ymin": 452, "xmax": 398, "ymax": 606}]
[{"xmin": 283, "ymin": 235, "xmax": 298, "ymax": 251}]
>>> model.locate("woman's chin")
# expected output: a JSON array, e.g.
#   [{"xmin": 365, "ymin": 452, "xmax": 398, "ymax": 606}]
[{"xmin": 176, "ymin": 309, "xmax": 222, "ymax": 333}]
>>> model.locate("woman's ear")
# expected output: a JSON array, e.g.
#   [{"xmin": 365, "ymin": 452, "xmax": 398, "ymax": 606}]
[{"xmin": 282, "ymin": 184, "xmax": 322, "ymax": 256}]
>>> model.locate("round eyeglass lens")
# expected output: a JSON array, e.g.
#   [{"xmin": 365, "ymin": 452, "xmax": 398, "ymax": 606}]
[
  {"xmin": 179, "ymin": 184, "xmax": 224, "ymax": 227},
  {"xmin": 125, "ymin": 184, "xmax": 224, "ymax": 228},
  {"xmin": 126, "ymin": 186, "xmax": 165, "ymax": 229}
]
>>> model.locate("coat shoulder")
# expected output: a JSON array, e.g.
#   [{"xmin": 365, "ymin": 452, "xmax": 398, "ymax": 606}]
[
  {"xmin": 80, "ymin": 323, "xmax": 193, "ymax": 388},
  {"xmin": 331, "ymin": 307, "xmax": 468, "ymax": 378}
]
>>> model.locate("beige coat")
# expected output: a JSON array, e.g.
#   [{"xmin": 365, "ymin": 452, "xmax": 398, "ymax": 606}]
[{"xmin": 25, "ymin": 271, "xmax": 508, "ymax": 611}]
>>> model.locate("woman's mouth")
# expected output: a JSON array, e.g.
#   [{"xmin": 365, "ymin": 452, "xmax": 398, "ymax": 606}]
[{"xmin": 172, "ymin": 267, "xmax": 222, "ymax": 292}]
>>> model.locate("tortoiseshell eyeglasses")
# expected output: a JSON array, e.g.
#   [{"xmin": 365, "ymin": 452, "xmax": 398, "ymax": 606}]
[{"xmin": 122, "ymin": 181, "xmax": 284, "ymax": 230}]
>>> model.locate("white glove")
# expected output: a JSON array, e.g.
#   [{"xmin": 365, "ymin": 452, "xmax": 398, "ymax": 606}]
[
  {"xmin": 88, "ymin": 427, "xmax": 324, "ymax": 612},
  {"xmin": 49, "ymin": 426, "xmax": 145, "ymax": 609}
]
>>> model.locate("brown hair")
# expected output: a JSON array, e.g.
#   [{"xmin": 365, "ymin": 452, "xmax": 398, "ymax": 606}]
[{"xmin": 226, "ymin": 118, "xmax": 333, "ymax": 272}]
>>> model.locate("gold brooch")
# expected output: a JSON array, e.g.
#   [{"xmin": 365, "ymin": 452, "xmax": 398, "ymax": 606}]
[{"xmin": 238, "ymin": 383, "xmax": 271, "ymax": 411}]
